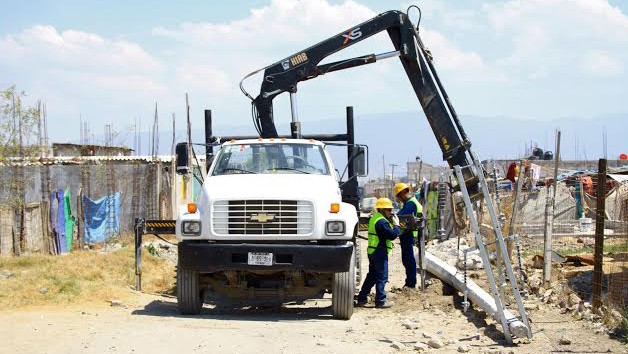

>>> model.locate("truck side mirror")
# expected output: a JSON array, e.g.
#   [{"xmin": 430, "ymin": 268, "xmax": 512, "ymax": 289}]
[
  {"xmin": 175, "ymin": 142, "xmax": 190, "ymax": 175},
  {"xmin": 352, "ymin": 145, "xmax": 368, "ymax": 177}
]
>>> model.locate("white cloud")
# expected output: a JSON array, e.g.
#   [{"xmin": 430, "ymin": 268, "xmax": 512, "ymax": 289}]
[
  {"xmin": 153, "ymin": 0, "xmax": 377, "ymax": 49},
  {"xmin": 583, "ymin": 51, "xmax": 625, "ymax": 76},
  {"xmin": 0, "ymin": 25, "xmax": 169, "ymax": 142},
  {"xmin": 421, "ymin": 29, "xmax": 507, "ymax": 83},
  {"xmin": 152, "ymin": 0, "xmax": 382, "ymax": 99},
  {"xmin": 485, "ymin": 0, "xmax": 628, "ymax": 79},
  {"xmin": 152, "ymin": 0, "xmax": 498, "ymax": 121},
  {"xmin": 0, "ymin": 25, "xmax": 167, "ymax": 108},
  {"xmin": 174, "ymin": 64, "xmax": 231, "ymax": 93},
  {"xmin": 1, "ymin": 25, "xmax": 162, "ymax": 74},
  {"xmin": 3, "ymin": 0, "xmax": 626, "ymax": 145}
]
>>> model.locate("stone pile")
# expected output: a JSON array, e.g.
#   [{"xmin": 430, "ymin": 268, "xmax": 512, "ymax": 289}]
[
  {"xmin": 525, "ymin": 268, "xmax": 625, "ymax": 335},
  {"xmin": 427, "ymin": 237, "xmax": 484, "ymax": 270}
]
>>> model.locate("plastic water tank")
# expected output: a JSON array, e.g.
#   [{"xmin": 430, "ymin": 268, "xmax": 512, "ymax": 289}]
[
  {"xmin": 532, "ymin": 147, "xmax": 544, "ymax": 159},
  {"xmin": 543, "ymin": 151, "xmax": 554, "ymax": 160}
]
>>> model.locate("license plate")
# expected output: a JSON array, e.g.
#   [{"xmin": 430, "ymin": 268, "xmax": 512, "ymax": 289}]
[{"xmin": 247, "ymin": 252, "xmax": 273, "ymax": 266}]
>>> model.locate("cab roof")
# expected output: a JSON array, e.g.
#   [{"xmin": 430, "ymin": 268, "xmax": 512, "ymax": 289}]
[{"xmin": 222, "ymin": 138, "xmax": 324, "ymax": 146}]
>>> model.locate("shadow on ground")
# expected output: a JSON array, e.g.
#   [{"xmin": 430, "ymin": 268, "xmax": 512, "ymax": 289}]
[{"xmin": 131, "ymin": 299, "xmax": 336, "ymax": 322}]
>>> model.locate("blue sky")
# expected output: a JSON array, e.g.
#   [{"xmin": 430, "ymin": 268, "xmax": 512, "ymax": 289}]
[{"xmin": 1, "ymin": 0, "xmax": 627, "ymax": 153}]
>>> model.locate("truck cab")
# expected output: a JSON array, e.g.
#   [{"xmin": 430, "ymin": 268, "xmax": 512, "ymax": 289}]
[{"xmin": 175, "ymin": 138, "xmax": 360, "ymax": 319}]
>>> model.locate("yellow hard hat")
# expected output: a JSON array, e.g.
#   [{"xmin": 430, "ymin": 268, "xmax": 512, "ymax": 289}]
[
  {"xmin": 394, "ymin": 182, "xmax": 411, "ymax": 197},
  {"xmin": 374, "ymin": 197, "xmax": 394, "ymax": 210}
]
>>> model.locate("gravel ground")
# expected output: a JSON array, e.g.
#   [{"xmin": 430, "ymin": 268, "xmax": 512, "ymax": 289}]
[{"xmin": 0, "ymin": 238, "xmax": 626, "ymax": 354}]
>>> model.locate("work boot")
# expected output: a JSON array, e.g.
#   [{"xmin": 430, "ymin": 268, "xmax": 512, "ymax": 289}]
[
  {"xmin": 354, "ymin": 299, "xmax": 367, "ymax": 307},
  {"xmin": 375, "ymin": 301, "xmax": 394, "ymax": 309}
]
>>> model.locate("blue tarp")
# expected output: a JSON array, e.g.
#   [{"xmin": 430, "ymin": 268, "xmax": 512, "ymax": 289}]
[
  {"xmin": 82, "ymin": 193, "xmax": 121, "ymax": 243},
  {"xmin": 51, "ymin": 190, "xmax": 68, "ymax": 253}
]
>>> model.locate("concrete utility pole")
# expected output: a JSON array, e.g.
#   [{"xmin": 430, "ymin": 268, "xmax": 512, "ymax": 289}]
[
  {"xmin": 390, "ymin": 163, "xmax": 398, "ymax": 199},
  {"xmin": 390, "ymin": 163, "xmax": 398, "ymax": 181},
  {"xmin": 543, "ymin": 130, "xmax": 561, "ymax": 287},
  {"xmin": 416, "ymin": 156, "xmax": 423, "ymax": 183},
  {"xmin": 382, "ymin": 154, "xmax": 386, "ymax": 179}
]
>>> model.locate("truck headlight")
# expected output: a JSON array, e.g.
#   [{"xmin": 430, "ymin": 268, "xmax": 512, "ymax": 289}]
[
  {"xmin": 325, "ymin": 220, "xmax": 345, "ymax": 235},
  {"xmin": 181, "ymin": 221, "xmax": 201, "ymax": 236}
]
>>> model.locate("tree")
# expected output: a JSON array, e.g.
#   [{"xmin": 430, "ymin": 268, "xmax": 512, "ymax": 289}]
[
  {"xmin": 0, "ymin": 85, "xmax": 40, "ymax": 208},
  {"xmin": 0, "ymin": 85, "xmax": 40, "ymax": 160}
]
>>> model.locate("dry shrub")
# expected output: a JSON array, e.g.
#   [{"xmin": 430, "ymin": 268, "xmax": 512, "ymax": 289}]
[{"xmin": 0, "ymin": 243, "xmax": 175, "ymax": 310}]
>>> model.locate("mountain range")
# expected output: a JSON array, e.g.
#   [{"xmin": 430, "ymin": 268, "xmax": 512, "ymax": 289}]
[{"xmin": 113, "ymin": 111, "xmax": 627, "ymax": 178}]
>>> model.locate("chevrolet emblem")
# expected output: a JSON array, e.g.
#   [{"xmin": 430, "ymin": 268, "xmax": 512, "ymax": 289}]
[{"xmin": 250, "ymin": 213, "xmax": 275, "ymax": 223}]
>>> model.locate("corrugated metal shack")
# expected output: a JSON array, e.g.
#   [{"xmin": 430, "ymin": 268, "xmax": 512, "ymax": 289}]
[{"xmin": 0, "ymin": 154, "xmax": 197, "ymax": 257}]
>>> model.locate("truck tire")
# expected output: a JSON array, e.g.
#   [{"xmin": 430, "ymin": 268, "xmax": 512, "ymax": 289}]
[
  {"xmin": 332, "ymin": 245, "xmax": 355, "ymax": 320},
  {"xmin": 177, "ymin": 267, "xmax": 202, "ymax": 315}
]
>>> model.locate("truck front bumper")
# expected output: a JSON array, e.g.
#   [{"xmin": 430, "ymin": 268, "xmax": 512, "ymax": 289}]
[{"xmin": 178, "ymin": 242, "xmax": 353, "ymax": 273}]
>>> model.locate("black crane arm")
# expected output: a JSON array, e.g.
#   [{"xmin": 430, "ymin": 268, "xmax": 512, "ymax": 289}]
[{"xmin": 244, "ymin": 9, "xmax": 477, "ymax": 185}]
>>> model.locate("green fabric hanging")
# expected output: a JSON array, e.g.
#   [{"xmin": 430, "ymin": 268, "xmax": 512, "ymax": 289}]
[
  {"xmin": 426, "ymin": 189, "xmax": 439, "ymax": 240},
  {"xmin": 64, "ymin": 188, "xmax": 75, "ymax": 251}
]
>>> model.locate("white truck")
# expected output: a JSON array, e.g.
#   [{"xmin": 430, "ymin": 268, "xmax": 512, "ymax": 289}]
[
  {"xmin": 170, "ymin": 5, "xmax": 481, "ymax": 321},
  {"xmin": 174, "ymin": 135, "xmax": 365, "ymax": 319}
]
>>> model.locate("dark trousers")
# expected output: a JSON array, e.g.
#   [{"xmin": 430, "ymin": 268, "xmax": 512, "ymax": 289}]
[
  {"xmin": 399, "ymin": 233, "xmax": 417, "ymax": 288},
  {"xmin": 357, "ymin": 252, "xmax": 389, "ymax": 305}
]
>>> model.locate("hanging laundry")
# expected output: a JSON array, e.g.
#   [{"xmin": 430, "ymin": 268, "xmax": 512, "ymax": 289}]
[
  {"xmin": 63, "ymin": 188, "xmax": 75, "ymax": 251},
  {"xmin": 82, "ymin": 192, "xmax": 121, "ymax": 244},
  {"xmin": 50, "ymin": 190, "xmax": 68, "ymax": 254}
]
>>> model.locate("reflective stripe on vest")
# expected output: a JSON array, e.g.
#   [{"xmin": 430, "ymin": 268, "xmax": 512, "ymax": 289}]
[
  {"xmin": 407, "ymin": 196, "xmax": 422, "ymax": 238},
  {"xmin": 367, "ymin": 212, "xmax": 394, "ymax": 255}
]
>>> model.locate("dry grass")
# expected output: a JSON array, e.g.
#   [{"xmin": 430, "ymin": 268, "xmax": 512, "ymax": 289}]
[{"xmin": 0, "ymin": 238, "xmax": 175, "ymax": 310}]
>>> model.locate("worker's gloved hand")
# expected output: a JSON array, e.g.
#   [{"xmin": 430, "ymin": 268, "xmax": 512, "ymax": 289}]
[{"xmin": 391, "ymin": 214, "xmax": 400, "ymax": 227}]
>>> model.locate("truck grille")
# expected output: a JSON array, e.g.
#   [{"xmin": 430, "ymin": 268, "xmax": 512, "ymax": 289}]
[{"xmin": 212, "ymin": 200, "xmax": 314, "ymax": 235}]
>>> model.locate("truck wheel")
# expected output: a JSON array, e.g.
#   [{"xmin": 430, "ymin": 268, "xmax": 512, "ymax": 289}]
[
  {"xmin": 332, "ymin": 245, "xmax": 355, "ymax": 320},
  {"xmin": 177, "ymin": 267, "xmax": 202, "ymax": 315}
]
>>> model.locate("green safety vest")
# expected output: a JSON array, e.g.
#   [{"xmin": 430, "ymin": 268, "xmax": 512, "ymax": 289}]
[
  {"xmin": 367, "ymin": 212, "xmax": 394, "ymax": 255},
  {"xmin": 405, "ymin": 196, "xmax": 422, "ymax": 238}
]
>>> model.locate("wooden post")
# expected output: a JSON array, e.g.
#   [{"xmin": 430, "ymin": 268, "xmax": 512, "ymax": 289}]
[
  {"xmin": 170, "ymin": 158, "xmax": 177, "ymax": 219},
  {"xmin": 156, "ymin": 161, "xmax": 162, "ymax": 218},
  {"xmin": 76, "ymin": 190, "xmax": 84, "ymax": 250},
  {"xmin": 508, "ymin": 160, "xmax": 525, "ymax": 236},
  {"xmin": 592, "ymin": 158, "xmax": 607, "ymax": 309}
]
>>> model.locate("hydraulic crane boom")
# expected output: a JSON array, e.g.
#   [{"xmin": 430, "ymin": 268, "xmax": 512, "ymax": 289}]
[{"xmin": 240, "ymin": 8, "xmax": 478, "ymax": 187}]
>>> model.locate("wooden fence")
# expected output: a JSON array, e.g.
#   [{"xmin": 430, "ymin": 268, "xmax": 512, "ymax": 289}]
[{"xmin": 0, "ymin": 202, "xmax": 54, "ymax": 257}]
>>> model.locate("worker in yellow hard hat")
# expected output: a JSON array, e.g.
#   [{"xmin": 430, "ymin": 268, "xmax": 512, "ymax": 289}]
[
  {"xmin": 394, "ymin": 182, "xmax": 423, "ymax": 289},
  {"xmin": 356, "ymin": 197, "xmax": 400, "ymax": 308}
]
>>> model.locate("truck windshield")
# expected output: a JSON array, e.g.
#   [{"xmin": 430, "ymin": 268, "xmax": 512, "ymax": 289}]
[{"xmin": 212, "ymin": 143, "xmax": 330, "ymax": 176}]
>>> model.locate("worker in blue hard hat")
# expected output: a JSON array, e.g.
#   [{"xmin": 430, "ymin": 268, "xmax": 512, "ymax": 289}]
[
  {"xmin": 394, "ymin": 182, "xmax": 423, "ymax": 289},
  {"xmin": 356, "ymin": 198, "xmax": 400, "ymax": 308}
]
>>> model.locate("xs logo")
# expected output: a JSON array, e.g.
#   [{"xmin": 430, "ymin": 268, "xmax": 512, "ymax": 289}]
[{"xmin": 342, "ymin": 27, "xmax": 362, "ymax": 44}]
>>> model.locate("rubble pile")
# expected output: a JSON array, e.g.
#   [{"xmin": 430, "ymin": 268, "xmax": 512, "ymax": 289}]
[
  {"xmin": 525, "ymin": 268, "xmax": 625, "ymax": 335},
  {"xmin": 427, "ymin": 237, "xmax": 484, "ymax": 270},
  {"xmin": 144, "ymin": 241, "xmax": 178, "ymax": 265}
]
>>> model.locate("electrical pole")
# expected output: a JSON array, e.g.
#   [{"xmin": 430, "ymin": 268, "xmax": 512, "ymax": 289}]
[
  {"xmin": 390, "ymin": 163, "xmax": 398, "ymax": 181},
  {"xmin": 390, "ymin": 163, "xmax": 398, "ymax": 199},
  {"xmin": 416, "ymin": 156, "xmax": 423, "ymax": 183}
]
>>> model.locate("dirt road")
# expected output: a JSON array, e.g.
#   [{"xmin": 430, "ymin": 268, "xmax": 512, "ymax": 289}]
[
  {"xmin": 1, "ymin": 241, "xmax": 626, "ymax": 353},
  {"xmin": 2, "ymin": 291, "xmax": 625, "ymax": 354}
]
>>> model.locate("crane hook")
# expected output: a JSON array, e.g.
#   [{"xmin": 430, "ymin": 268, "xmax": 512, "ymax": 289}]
[{"xmin": 406, "ymin": 5, "xmax": 422, "ymax": 32}]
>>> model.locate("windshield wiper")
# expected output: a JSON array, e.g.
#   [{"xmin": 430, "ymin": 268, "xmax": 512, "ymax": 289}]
[
  {"xmin": 218, "ymin": 168, "xmax": 255, "ymax": 174},
  {"xmin": 266, "ymin": 167, "xmax": 310, "ymax": 174}
]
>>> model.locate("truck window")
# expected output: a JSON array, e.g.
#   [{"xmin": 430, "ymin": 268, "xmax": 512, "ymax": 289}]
[{"xmin": 212, "ymin": 143, "xmax": 330, "ymax": 176}]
